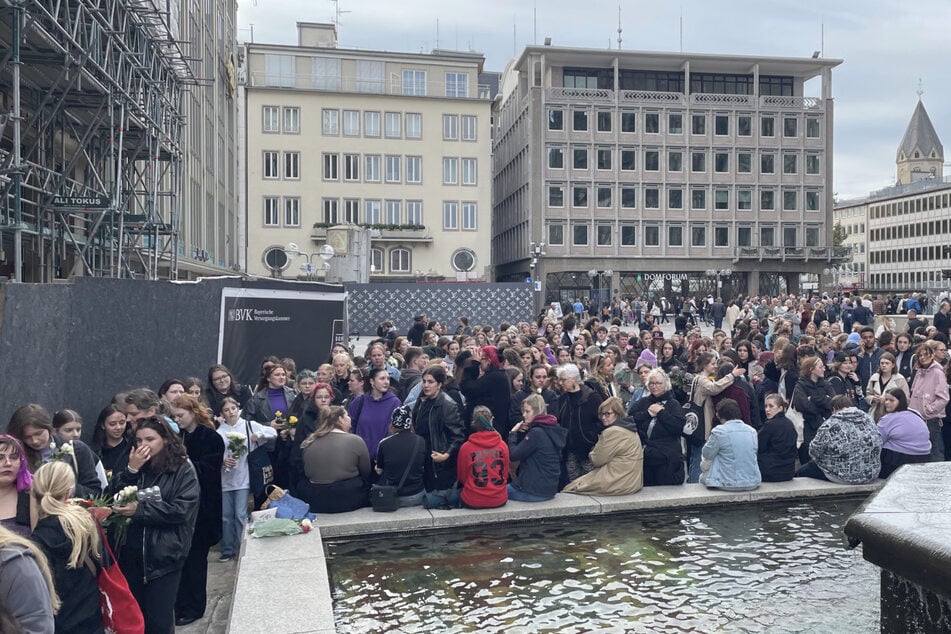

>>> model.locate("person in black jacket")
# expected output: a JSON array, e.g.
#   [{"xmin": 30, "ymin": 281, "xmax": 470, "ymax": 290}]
[
  {"xmin": 508, "ymin": 394, "xmax": 567, "ymax": 501},
  {"xmin": 758, "ymin": 394, "xmax": 798, "ymax": 482},
  {"xmin": 30, "ymin": 461, "xmax": 103, "ymax": 634},
  {"xmin": 6, "ymin": 404, "xmax": 102, "ymax": 498},
  {"xmin": 791, "ymin": 356, "xmax": 836, "ymax": 464},
  {"xmin": 411, "ymin": 367, "xmax": 466, "ymax": 498},
  {"xmin": 509, "ymin": 364, "xmax": 559, "ymax": 424},
  {"xmin": 407, "ymin": 314, "xmax": 427, "ymax": 347},
  {"xmin": 169, "ymin": 395, "xmax": 224, "ymax": 627},
  {"xmin": 629, "ymin": 368, "xmax": 686, "ymax": 486},
  {"xmin": 204, "ymin": 364, "xmax": 253, "ymax": 418},
  {"xmin": 374, "ymin": 406, "xmax": 427, "ymax": 507},
  {"xmin": 555, "ymin": 364, "xmax": 603, "ymax": 486},
  {"xmin": 459, "ymin": 346, "xmax": 512, "ymax": 438},
  {"xmin": 108, "ymin": 417, "xmax": 199, "ymax": 634}
]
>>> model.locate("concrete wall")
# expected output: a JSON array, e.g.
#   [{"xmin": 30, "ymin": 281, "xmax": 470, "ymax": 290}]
[{"xmin": 0, "ymin": 277, "xmax": 341, "ymax": 441}]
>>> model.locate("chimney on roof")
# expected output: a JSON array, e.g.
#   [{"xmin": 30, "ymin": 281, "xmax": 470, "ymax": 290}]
[{"xmin": 544, "ymin": 37, "xmax": 552, "ymax": 46}]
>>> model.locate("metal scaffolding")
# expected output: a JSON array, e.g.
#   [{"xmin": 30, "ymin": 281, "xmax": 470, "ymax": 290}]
[{"xmin": 0, "ymin": 0, "xmax": 198, "ymax": 281}]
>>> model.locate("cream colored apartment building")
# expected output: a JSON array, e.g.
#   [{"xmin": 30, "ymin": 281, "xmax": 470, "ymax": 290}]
[{"xmin": 243, "ymin": 23, "xmax": 493, "ymax": 281}]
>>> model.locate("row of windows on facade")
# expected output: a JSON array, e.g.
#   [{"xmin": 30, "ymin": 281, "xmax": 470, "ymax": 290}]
[
  {"xmin": 263, "ymin": 106, "xmax": 479, "ymax": 142},
  {"xmin": 559, "ymin": 69, "xmax": 794, "ymax": 96},
  {"xmin": 871, "ymin": 243, "xmax": 951, "ymax": 265},
  {"xmin": 871, "ymin": 218, "xmax": 951, "ymax": 242},
  {"xmin": 545, "ymin": 184, "xmax": 822, "ymax": 212},
  {"xmin": 869, "ymin": 271, "xmax": 944, "ymax": 287},
  {"xmin": 265, "ymin": 54, "xmax": 472, "ymax": 98},
  {"xmin": 262, "ymin": 197, "xmax": 477, "ymax": 230},
  {"xmin": 261, "ymin": 152, "xmax": 479, "ymax": 185},
  {"xmin": 546, "ymin": 146, "xmax": 822, "ymax": 175},
  {"xmin": 870, "ymin": 191, "xmax": 951, "ymax": 219},
  {"xmin": 548, "ymin": 109, "xmax": 821, "ymax": 139},
  {"xmin": 544, "ymin": 223, "xmax": 822, "ymax": 249}
]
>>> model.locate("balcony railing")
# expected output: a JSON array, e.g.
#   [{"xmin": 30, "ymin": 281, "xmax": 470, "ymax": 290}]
[
  {"xmin": 311, "ymin": 224, "xmax": 432, "ymax": 242},
  {"xmin": 545, "ymin": 88, "xmax": 824, "ymax": 111},
  {"xmin": 249, "ymin": 71, "xmax": 491, "ymax": 100},
  {"xmin": 734, "ymin": 245, "xmax": 853, "ymax": 261}
]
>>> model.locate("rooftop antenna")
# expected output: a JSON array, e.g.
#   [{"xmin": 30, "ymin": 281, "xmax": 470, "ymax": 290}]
[
  {"xmin": 513, "ymin": 17, "xmax": 517, "ymax": 57},
  {"xmin": 679, "ymin": 5, "xmax": 683, "ymax": 52},
  {"xmin": 820, "ymin": 16, "xmax": 824, "ymax": 57},
  {"xmin": 534, "ymin": 1, "xmax": 538, "ymax": 45},
  {"xmin": 917, "ymin": 78, "xmax": 924, "ymax": 100},
  {"xmin": 436, "ymin": 18, "xmax": 439, "ymax": 49},
  {"xmin": 329, "ymin": 0, "xmax": 350, "ymax": 26},
  {"xmin": 617, "ymin": 4, "xmax": 622, "ymax": 49}
]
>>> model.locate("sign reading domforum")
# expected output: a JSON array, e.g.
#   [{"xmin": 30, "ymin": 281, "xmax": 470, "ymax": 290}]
[{"xmin": 217, "ymin": 286, "xmax": 345, "ymax": 385}]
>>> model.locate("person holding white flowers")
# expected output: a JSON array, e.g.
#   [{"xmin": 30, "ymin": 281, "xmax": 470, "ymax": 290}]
[
  {"xmin": 106, "ymin": 416, "xmax": 199, "ymax": 634},
  {"xmin": 215, "ymin": 396, "xmax": 276, "ymax": 562}
]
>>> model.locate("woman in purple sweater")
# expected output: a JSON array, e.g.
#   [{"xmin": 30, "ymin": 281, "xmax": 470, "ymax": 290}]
[
  {"xmin": 348, "ymin": 367, "xmax": 402, "ymax": 463},
  {"xmin": 878, "ymin": 387, "xmax": 931, "ymax": 478}
]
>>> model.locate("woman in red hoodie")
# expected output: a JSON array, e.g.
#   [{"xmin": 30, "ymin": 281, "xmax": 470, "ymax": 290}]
[{"xmin": 455, "ymin": 406, "xmax": 509, "ymax": 508}]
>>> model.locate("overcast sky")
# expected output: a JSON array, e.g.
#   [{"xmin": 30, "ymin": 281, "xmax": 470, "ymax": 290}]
[{"xmin": 237, "ymin": 0, "xmax": 950, "ymax": 199}]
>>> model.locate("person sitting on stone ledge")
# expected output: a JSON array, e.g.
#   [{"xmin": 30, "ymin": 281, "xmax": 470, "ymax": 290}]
[
  {"xmin": 562, "ymin": 397, "xmax": 643, "ymax": 496},
  {"xmin": 876, "ymin": 387, "xmax": 931, "ymax": 479},
  {"xmin": 757, "ymin": 394, "xmax": 798, "ymax": 482},
  {"xmin": 796, "ymin": 395, "xmax": 881, "ymax": 484},
  {"xmin": 454, "ymin": 407, "xmax": 508, "ymax": 509},
  {"xmin": 699, "ymin": 399, "xmax": 761, "ymax": 492},
  {"xmin": 507, "ymin": 394, "xmax": 566, "ymax": 502}
]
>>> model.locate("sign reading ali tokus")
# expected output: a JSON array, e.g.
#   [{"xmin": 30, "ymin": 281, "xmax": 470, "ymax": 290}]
[{"xmin": 51, "ymin": 196, "xmax": 111, "ymax": 210}]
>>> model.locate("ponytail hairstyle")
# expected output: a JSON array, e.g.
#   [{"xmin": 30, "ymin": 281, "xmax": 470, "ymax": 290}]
[{"xmin": 30, "ymin": 461, "xmax": 100, "ymax": 570}]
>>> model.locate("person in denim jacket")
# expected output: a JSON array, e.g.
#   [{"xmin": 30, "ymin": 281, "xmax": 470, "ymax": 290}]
[{"xmin": 699, "ymin": 399, "xmax": 761, "ymax": 491}]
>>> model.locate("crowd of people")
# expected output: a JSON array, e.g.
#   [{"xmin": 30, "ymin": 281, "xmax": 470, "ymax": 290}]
[{"xmin": 0, "ymin": 290, "xmax": 948, "ymax": 633}]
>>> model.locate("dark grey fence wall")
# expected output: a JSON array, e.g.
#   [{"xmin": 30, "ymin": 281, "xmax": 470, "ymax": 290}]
[
  {"xmin": 0, "ymin": 277, "xmax": 342, "ymax": 442},
  {"xmin": 345, "ymin": 283, "xmax": 534, "ymax": 336}
]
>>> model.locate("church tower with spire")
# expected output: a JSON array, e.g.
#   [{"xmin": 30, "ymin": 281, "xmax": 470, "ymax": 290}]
[{"xmin": 896, "ymin": 99, "xmax": 943, "ymax": 185}]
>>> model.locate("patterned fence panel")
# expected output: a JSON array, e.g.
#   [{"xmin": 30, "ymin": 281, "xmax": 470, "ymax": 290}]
[{"xmin": 345, "ymin": 283, "xmax": 534, "ymax": 335}]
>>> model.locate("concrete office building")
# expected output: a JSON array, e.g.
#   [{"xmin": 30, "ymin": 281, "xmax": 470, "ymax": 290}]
[
  {"xmin": 492, "ymin": 45, "xmax": 846, "ymax": 309},
  {"xmin": 242, "ymin": 23, "xmax": 494, "ymax": 282}
]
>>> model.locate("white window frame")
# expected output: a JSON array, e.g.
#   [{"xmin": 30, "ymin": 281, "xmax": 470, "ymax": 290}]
[
  {"xmin": 343, "ymin": 154, "xmax": 359, "ymax": 181},
  {"xmin": 385, "ymin": 112, "xmax": 401, "ymax": 138},
  {"xmin": 370, "ymin": 248, "xmax": 384, "ymax": 273},
  {"xmin": 365, "ymin": 199, "xmax": 382, "ymax": 224},
  {"xmin": 390, "ymin": 248, "xmax": 411, "ymax": 273},
  {"xmin": 321, "ymin": 109, "xmax": 339, "ymax": 135},
  {"xmin": 406, "ymin": 200, "xmax": 423, "ymax": 225},
  {"xmin": 284, "ymin": 151, "xmax": 300, "ymax": 180},
  {"xmin": 263, "ymin": 151, "xmax": 279, "ymax": 179},
  {"xmin": 344, "ymin": 198, "xmax": 360, "ymax": 224},
  {"xmin": 461, "ymin": 158, "xmax": 477, "ymax": 185},
  {"xmin": 402, "ymin": 69, "xmax": 427, "ymax": 96},
  {"xmin": 443, "ymin": 114, "xmax": 458, "ymax": 140},
  {"xmin": 322, "ymin": 198, "xmax": 339, "ymax": 224},
  {"xmin": 445, "ymin": 72, "xmax": 469, "ymax": 97},
  {"xmin": 462, "ymin": 202, "xmax": 477, "ymax": 230},
  {"xmin": 343, "ymin": 110, "xmax": 360, "ymax": 136},
  {"xmin": 283, "ymin": 197, "xmax": 300, "ymax": 227},
  {"xmin": 406, "ymin": 113, "xmax": 422, "ymax": 139},
  {"xmin": 406, "ymin": 156, "xmax": 422, "ymax": 183},
  {"xmin": 283, "ymin": 107, "xmax": 300, "ymax": 134},
  {"xmin": 263, "ymin": 197, "xmax": 280, "ymax": 226},
  {"xmin": 322, "ymin": 153, "xmax": 338, "ymax": 181},
  {"xmin": 385, "ymin": 199, "xmax": 402, "ymax": 225},
  {"xmin": 365, "ymin": 155, "xmax": 381, "ymax": 182},
  {"xmin": 443, "ymin": 157, "xmax": 458, "ymax": 185},
  {"xmin": 263, "ymin": 106, "xmax": 279, "ymax": 133},
  {"xmin": 461, "ymin": 115, "xmax": 477, "ymax": 141},
  {"xmin": 385, "ymin": 155, "xmax": 401, "ymax": 183},
  {"xmin": 364, "ymin": 111, "xmax": 381, "ymax": 137},
  {"xmin": 443, "ymin": 201, "xmax": 458, "ymax": 230}
]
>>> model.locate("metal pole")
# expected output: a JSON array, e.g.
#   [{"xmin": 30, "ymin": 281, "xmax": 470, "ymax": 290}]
[{"xmin": 12, "ymin": 2, "xmax": 23, "ymax": 282}]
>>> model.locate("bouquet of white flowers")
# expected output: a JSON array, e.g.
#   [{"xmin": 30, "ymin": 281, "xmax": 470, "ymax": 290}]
[{"xmin": 225, "ymin": 432, "xmax": 247, "ymax": 472}]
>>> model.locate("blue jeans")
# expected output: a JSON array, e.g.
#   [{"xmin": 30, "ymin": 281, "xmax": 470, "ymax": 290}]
[
  {"xmin": 398, "ymin": 490, "xmax": 425, "ymax": 508},
  {"xmin": 687, "ymin": 445, "xmax": 702, "ymax": 483},
  {"xmin": 507, "ymin": 484, "xmax": 553, "ymax": 502},
  {"xmin": 221, "ymin": 488, "xmax": 249, "ymax": 557}
]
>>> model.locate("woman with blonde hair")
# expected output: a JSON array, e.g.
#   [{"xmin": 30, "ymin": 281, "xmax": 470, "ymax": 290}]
[
  {"xmin": 0, "ymin": 522, "xmax": 58, "ymax": 633},
  {"xmin": 30, "ymin": 460, "xmax": 101, "ymax": 633}
]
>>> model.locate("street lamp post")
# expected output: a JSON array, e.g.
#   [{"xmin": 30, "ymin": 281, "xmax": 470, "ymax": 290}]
[
  {"xmin": 823, "ymin": 265, "xmax": 853, "ymax": 297},
  {"xmin": 705, "ymin": 268, "xmax": 733, "ymax": 299},
  {"xmin": 529, "ymin": 241, "xmax": 545, "ymax": 315},
  {"xmin": 285, "ymin": 242, "xmax": 335, "ymax": 281}
]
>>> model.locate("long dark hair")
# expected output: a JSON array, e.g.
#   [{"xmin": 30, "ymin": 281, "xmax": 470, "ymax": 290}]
[
  {"xmin": 136, "ymin": 417, "xmax": 188, "ymax": 473},
  {"xmin": 90, "ymin": 404, "xmax": 128, "ymax": 453}
]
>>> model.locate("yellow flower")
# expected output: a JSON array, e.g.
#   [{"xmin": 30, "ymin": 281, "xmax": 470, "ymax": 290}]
[
  {"xmin": 289, "ymin": 416, "xmax": 298, "ymax": 424},
  {"xmin": 275, "ymin": 410, "xmax": 283, "ymax": 417}
]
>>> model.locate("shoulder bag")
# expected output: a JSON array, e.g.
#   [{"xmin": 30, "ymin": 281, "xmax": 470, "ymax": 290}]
[
  {"xmin": 786, "ymin": 385, "xmax": 805, "ymax": 447},
  {"xmin": 85, "ymin": 522, "xmax": 145, "ymax": 634},
  {"xmin": 682, "ymin": 376, "xmax": 706, "ymax": 445},
  {"xmin": 370, "ymin": 436, "xmax": 424, "ymax": 512},
  {"xmin": 245, "ymin": 420, "xmax": 274, "ymax": 497}
]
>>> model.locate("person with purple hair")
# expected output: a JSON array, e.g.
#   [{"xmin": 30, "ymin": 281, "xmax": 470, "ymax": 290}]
[{"xmin": 0, "ymin": 435, "xmax": 33, "ymax": 537}]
